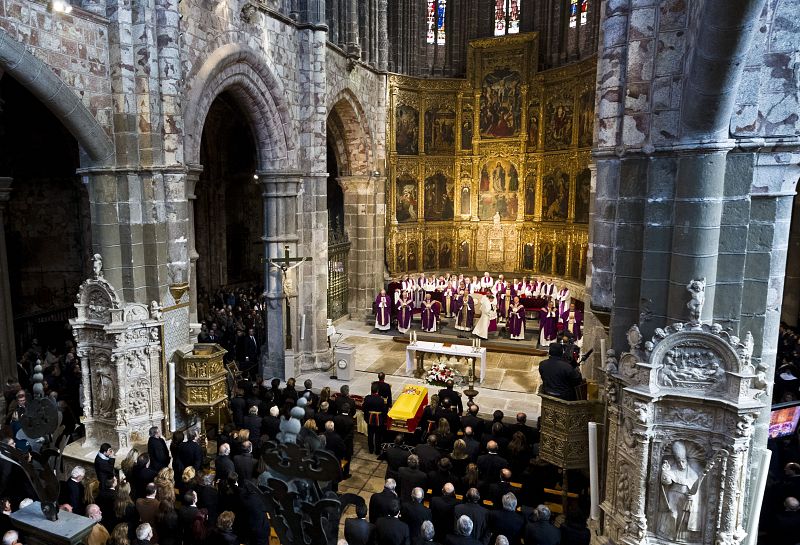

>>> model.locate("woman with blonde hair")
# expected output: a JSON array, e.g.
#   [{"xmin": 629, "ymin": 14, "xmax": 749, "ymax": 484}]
[
  {"xmin": 113, "ymin": 481, "xmax": 137, "ymax": 537},
  {"xmin": 303, "ymin": 419, "xmax": 318, "ymax": 433},
  {"xmin": 178, "ymin": 466, "xmax": 196, "ymax": 495},
  {"xmin": 212, "ymin": 510, "xmax": 238, "ymax": 545},
  {"xmin": 109, "ymin": 522, "xmax": 129, "ymax": 545},
  {"xmin": 418, "ymin": 394, "xmax": 439, "ymax": 437},
  {"xmin": 450, "ymin": 438, "xmax": 470, "ymax": 475},
  {"xmin": 83, "ymin": 477, "xmax": 99, "ymax": 506},
  {"xmin": 119, "ymin": 448, "xmax": 138, "ymax": 478},
  {"xmin": 435, "ymin": 417, "xmax": 454, "ymax": 451},
  {"xmin": 319, "ymin": 386, "xmax": 332, "ymax": 411},
  {"xmin": 155, "ymin": 467, "xmax": 176, "ymax": 502}
]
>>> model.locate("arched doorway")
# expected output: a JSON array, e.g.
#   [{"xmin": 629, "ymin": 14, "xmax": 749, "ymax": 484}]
[
  {"xmin": 194, "ymin": 91, "xmax": 261, "ymax": 322},
  {"xmin": 326, "ymin": 129, "xmax": 350, "ymax": 321},
  {"xmin": 0, "ymin": 74, "xmax": 90, "ymax": 374}
]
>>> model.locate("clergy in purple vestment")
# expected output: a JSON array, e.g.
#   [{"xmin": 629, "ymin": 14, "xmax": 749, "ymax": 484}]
[
  {"xmin": 507, "ymin": 296, "xmax": 526, "ymax": 340},
  {"xmin": 421, "ymin": 293, "xmax": 440, "ymax": 332},
  {"xmin": 561, "ymin": 302, "xmax": 584, "ymax": 344},
  {"xmin": 375, "ymin": 289, "xmax": 392, "ymax": 331},
  {"xmin": 498, "ymin": 287, "xmax": 513, "ymax": 322},
  {"xmin": 453, "ymin": 291, "xmax": 475, "ymax": 331},
  {"xmin": 396, "ymin": 290, "xmax": 413, "ymax": 334},
  {"xmin": 538, "ymin": 300, "xmax": 559, "ymax": 347}
]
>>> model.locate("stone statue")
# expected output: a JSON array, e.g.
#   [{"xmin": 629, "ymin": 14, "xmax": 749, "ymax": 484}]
[
  {"xmin": 150, "ymin": 300, "xmax": 163, "ymax": 321},
  {"xmin": 604, "ymin": 349, "xmax": 618, "ymax": 374},
  {"xmin": 92, "ymin": 253, "xmax": 104, "ymax": 278},
  {"xmin": 657, "ymin": 440, "xmax": 715, "ymax": 542},
  {"xmin": 686, "ymin": 278, "xmax": 706, "ymax": 323}
]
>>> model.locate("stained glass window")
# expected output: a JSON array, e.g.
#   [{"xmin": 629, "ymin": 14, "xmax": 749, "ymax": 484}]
[
  {"xmin": 569, "ymin": 0, "xmax": 578, "ymax": 28},
  {"xmin": 494, "ymin": 0, "xmax": 520, "ymax": 36},
  {"xmin": 580, "ymin": 0, "xmax": 588, "ymax": 26},
  {"xmin": 427, "ymin": 0, "xmax": 446, "ymax": 45}
]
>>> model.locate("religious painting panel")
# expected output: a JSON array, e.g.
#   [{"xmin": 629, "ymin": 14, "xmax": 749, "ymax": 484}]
[
  {"xmin": 458, "ymin": 240, "xmax": 471, "ymax": 269},
  {"xmin": 460, "ymin": 184, "xmax": 471, "ymax": 216},
  {"xmin": 424, "ymin": 107, "xmax": 456, "ymax": 154},
  {"xmin": 527, "ymin": 101, "xmax": 540, "ymax": 148},
  {"xmin": 395, "ymin": 105, "xmax": 419, "ymax": 155},
  {"xmin": 480, "ymin": 68, "xmax": 522, "ymax": 138},
  {"xmin": 544, "ymin": 94, "xmax": 574, "ymax": 150},
  {"xmin": 523, "ymin": 242, "xmax": 534, "ymax": 270},
  {"xmin": 439, "ymin": 240, "xmax": 453, "ymax": 269},
  {"xmin": 395, "ymin": 174, "xmax": 419, "ymax": 223},
  {"xmin": 542, "ymin": 169, "xmax": 570, "ymax": 221},
  {"xmin": 555, "ymin": 242, "xmax": 567, "ymax": 276},
  {"xmin": 424, "ymin": 172, "xmax": 455, "ymax": 221},
  {"xmin": 575, "ymin": 168, "xmax": 591, "ymax": 223},
  {"xmin": 396, "ymin": 242, "xmax": 407, "ymax": 272},
  {"xmin": 569, "ymin": 243, "xmax": 583, "ymax": 280},
  {"xmin": 538, "ymin": 241, "xmax": 553, "ymax": 274},
  {"xmin": 577, "ymin": 89, "xmax": 594, "ymax": 148},
  {"xmin": 423, "ymin": 239, "xmax": 438, "ymax": 270},
  {"xmin": 524, "ymin": 167, "xmax": 537, "ymax": 216},
  {"xmin": 478, "ymin": 158, "xmax": 520, "ymax": 221},
  {"xmin": 461, "ymin": 106, "xmax": 474, "ymax": 150}
]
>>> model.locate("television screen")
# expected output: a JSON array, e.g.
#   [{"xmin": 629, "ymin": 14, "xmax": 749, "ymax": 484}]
[{"xmin": 769, "ymin": 404, "xmax": 800, "ymax": 439}]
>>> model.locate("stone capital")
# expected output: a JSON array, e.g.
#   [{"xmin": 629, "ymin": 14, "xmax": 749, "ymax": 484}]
[{"xmin": 337, "ymin": 175, "xmax": 374, "ymax": 194}]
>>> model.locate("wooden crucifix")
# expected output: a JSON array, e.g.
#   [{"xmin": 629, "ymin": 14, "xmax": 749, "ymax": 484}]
[{"xmin": 267, "ymin": 244, "xmax": 312, "ymax": 351}]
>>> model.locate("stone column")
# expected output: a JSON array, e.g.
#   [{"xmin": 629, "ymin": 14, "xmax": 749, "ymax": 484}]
[
  {"xmin": 377, "ymin": 0, "xmax": 388, "ymax": 71},
  {"xmin": 782, "ymin": 194, "xmax": 800, "ymax": 327},
  {"xmin": 257, "ymin": 171, "xmax": 302, "ymax": 379},
  {"xmin": 0, "ymin": 178, "xmax": 16, "ymax": 382},
  {"xmin": 346, "ymin": 0, "xmax": 361, "ymax": 57},
  {"xmin": 186, "ymin": 168, "xmax": 202, "ymax": 326}
]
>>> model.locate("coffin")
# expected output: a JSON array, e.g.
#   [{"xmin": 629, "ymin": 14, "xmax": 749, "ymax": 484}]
[{"xmin": 387, "ymin": 385, "xmax": 429, "ymax": 433}]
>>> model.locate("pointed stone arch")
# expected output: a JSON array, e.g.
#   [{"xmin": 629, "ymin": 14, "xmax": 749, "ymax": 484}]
[
  {"xmin": 327, "ymin": 88, "xmax": 374, "ymax": 176},
  {"xmin": 0, "ymin": 29, "xmax": 115, "ymax": 166}
]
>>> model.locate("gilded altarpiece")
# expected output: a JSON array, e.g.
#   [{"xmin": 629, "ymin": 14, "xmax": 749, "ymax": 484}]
[{"xmin": 387, "ymin": 34, "xmax": 594, "ymax": 279}]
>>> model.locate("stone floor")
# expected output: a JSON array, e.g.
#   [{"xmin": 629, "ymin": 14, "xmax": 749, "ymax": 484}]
[
  {"xmin": 297, "ymin": 320, "xmax": 545, "ymax": 420},
  {"xmin": 336, "ymin": 433, "xmax": 389, "ymax": 537}
]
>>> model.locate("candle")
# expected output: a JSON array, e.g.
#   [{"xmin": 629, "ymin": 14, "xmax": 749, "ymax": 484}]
[
  {"xmin": 167, "ymin": 361, "xmax": 176, "ymax": 432},
  {"xmin": 301, "ymin": 314, "xmax": 306, "ymax": 341},
  {"xmin": 588, "ymin": 422, "xmax": 599, "ymax": 519}
]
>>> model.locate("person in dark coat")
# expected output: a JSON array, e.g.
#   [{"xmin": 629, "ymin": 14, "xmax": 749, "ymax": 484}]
[
  {"xmin": 94, "ymin": 443, "xmax": 116, "ymax": 490},
  {"xmin": 177, "ymin": 491, "xmax": 200, "ymax": 543},
  {"xmin": 462, "ymin": 428, "xmax": 481, "ymax": 461},
  {"xmin": 437, "ymin": 379, "xmax": 463, "ymax": 415},
  {"xmin": 477, "ymin": 441, "xmax": 508, "ymax": 483},
  {"xmin": 333, "ymin": 385, "xmax": 357, "ymax": 416},
  {"xmin": 383, "ymin": 435, "xmax": 412, "ymax": 480},
  {"xmin": 418, "ymin": 520, "xmax": 441, "ymax": 545},
  {"xmin": 453, "ymin": 489, "xmax": 488, "ymax": 544},
  {"xmin": 486, "ymin": 468, "xmax": 514, "ymax": 508},
  {"xmin": 300, "ymin": 379, "xmax": 320, "ymax": 410},
  {"xmin": 427, "ymin": 458, "xmax": 456, "ymax": 498},
  {"xmin": 210, "ymin": 510, "xmax": 239, "ymax": 545},
  {"xmin": 147, "ymin": 427, "xmax": 171, "ymax": 472},
  {"xmin": 415, "ymin": 435, "xmax": 442, "ymax": 473},
  {"xmin": 538, "ymin": 343, "xmax": 583, "ymax": 401},
  {"xmin": 262, "ymin": 405, "xmax": 282, "ymax": 441},
  {"xmin": 488, "ymin": 493, "xmax": 524, "ymax": 545},
  {"xmin": 239, "ymin": 483, "xmax": 271, "ymax": 545},
  {"xmin": 243, "ymin": 406, "xmax": 263, "ymax": 446},
  {"xmin": 129, "ymin": 453, "xmax": 158, "ymax": 500},
  {"xmin": 60, "ymin": 465, "xmax": 87, "ymax": 515},
  {"xmin": 177, "ymin": 429, "xmax": 204, "ymax": 472},
  {"xmin": 368, "ymin": 479, "xmax": 399, "ymax": 524},
  {"xmin": 398, "ymin": 455, "xmax": 429, "ymax": 502},
  {"xmin": 363, "ymin": 384, "xmax": 388, "ymax": 454},
  {"xmin": 372, "ymin": 372, "xmax": 393, "ymax": 406},
  {"xmin": 430, "ymin": 483, "xmax": 458, "ymax": 542},
  {"xmin": 401, "ymin": 487, "xmax": 432, "ymax": 541},
  {"xmin": 215, "ymin": 443, "xmax": 235, "ymax": 484},
  {"xmin": 523, "ymin": 505, "xmax": 561, "ymax": 545},
  {"xmin": 197, "ymin": 473, "xmax": 220, "ymax": 530},
  {"xmin": 460, "ymin": 405, "xmax": 484, "ymax": 436},
  {"xmin": 345, "ymin": 502, "xmax": 376, "ymax": 545},
  {"xmin": 230, "ymin": 387, "xmax": 247, "ymax": 428},
  {"xmin": 323, "ymin": 420, "xmax": 347, "ymax": 461},
  {"xmin": 334, "ymin": 403, "xmax": 356, "ymax": 476},
  {"xmin": 375, "ymin": 499, "xmax": 411, "ymax": 545},
  {"xmin": 233, "ymin": 441, "xmax": 257, "ymax": 482},
  {"xmin": 560, "ymin": 507, "xmax": 590, "ymax": 545},
  {"xmin": 508, "ymin": 412, "xmax": 539, "ymax": 446},
  {"xmin": 445, "ymin": 515, "xmax": 482, "ymax": 545}
]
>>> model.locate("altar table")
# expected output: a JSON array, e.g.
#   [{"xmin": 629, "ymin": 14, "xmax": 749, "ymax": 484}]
[{"xmin": 405, "ymin": 340, "xmax": 487, "ymax": 383}]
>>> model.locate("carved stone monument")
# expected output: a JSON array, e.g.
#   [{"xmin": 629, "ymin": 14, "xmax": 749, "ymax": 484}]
[
  {"xmin": 69, "ymin": 256, "xmax": 166, "ymax": 451},
  {"xmin": 600, "ymin": 280, "xmax": 764, "ymax": 545}
]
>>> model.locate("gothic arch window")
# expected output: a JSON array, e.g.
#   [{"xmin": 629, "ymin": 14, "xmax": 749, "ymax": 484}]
[
  {"xmin": 570, "ymin": 0, "xmax": 589, "ymax": 28},
  {"xmin": 426, "ymin": 0, "xmax": 447, "ymax": 45},
  {"xmin": 494, "ymin": 0, "xmax": 521, "ymax": 36}
]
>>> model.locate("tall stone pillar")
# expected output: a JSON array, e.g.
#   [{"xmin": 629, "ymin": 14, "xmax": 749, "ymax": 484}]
[
  {"xmin": 257, "ymin": 171, "xmax": 303, "ymax": 379},
  {"xmin": 0, "ymin": 178, "xmax": 15, "ymax": 382},
  {"xmin": 186, "ymin": 168, "xmax": 202, "ymax": 326},
  {"xmin": 377, "ymin": 0, "xmax": 388, "ymax": 71},
  {"xmin": 346, "ymin": 0, "xmax": 361, "ymax": 57},
  {"xmin": 339, "ymin": 175, "xmax": 385, "ymax": 321},
  {"xmin": 782, "ymin": 195, "xmax": 800, "ymax": 327}
]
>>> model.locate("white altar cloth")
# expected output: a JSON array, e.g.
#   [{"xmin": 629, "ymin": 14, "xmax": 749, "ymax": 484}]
[{"xmin": 405, "ymin": 341, "xmax": 487, "ymax": 382}]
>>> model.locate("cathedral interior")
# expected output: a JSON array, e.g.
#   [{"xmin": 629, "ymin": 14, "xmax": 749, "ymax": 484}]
[{"xmin": 0, "ymin": 0, "xmax": 799, "ymax": 544}]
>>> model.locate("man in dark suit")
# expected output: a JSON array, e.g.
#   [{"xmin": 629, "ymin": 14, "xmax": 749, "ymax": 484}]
[
  {"xmin": 334, "ymin": 402, "xmax": 356, "ymax": 476},
  {"xmin": 301, "ymin": 379, "xmax": 319, "ymax": 410},
  {"xmin": 488, "ymin": 493, "xmax": 524, "ymax": 545},
  {"xmin": 445, "ymin": 515, "xmax": 482, "ymax": 545},
  {"xmin": 323, "ymin": 420, "xmax": 347, "ymax": 461},
  {"xmin": 435, "ymin": 399, "xmax": 461, "ymax": 434},
  {"xmin": 215, "ymin": 443, "xmax": 235, "ymax": 483},
  {"xmin": 437, "ymin": 379, "xmax": 463, "ymax": 415},
  {"xmin": 372, "ymin": 372, "xmax": 393, "ymax": 406},
  {"xmin": 523, "ymin": 505, "xmax": 560, "ymax": 545},
  {"xmin": 453, "ymin": 489, "xmax": 488, "ymax": 544},
  {"xmin": 363, "ymin": 384, "xmax": 388, "ymax": 454},
  {"xmin": 427, "ymin": 458, "xmax": 455, "ymax": 498},
  {"xmin": 242, "ymin": 328, "xmax": 260, "ymax": 378},
  {"xmin": 94, "ymin": 443, "xmax": 116, "ymax": 489},
  {"xmin": 415, "ymin": 434, "xmax": 442, "ymax": 473},
  {"xmin": 147, "ymin": 426, "xmax": 170, "ymax": 471},
  {"xmin": 230, "ymin": 387, "xmax": 247, "ymax": 428},
  {"xmin": 462, "ymin": 427, "xmax": 481, "ymax": 461},
  {"xmin": 96, "ymin": 476, "xmax": 117, "ymax": 531},
  {"xmin": 177, "ymin": 429, "xmax": 204, "ymax": 472},
  {"xmin": 383, "ymin": 435, "xmax": 412, "ymax": 480},
  {"xmin": 369, "ymin": 479, "xmax": 399, "ymax": 523},
  {"xmin": 430, "ymin": 483, "xmax": 459, "ymax": 542},
  {"xmin": 129, "ymin": 453, "xmax": 158, "ymax": 499},
  {"xmin": 376, "ymin": 499, "xmax": 411, "ymax": 545},
  {"xmin": 60, "ymin": 466, "xmax": 86, "ymax": 515},
  {"xmin": 539, "ymin": 343, "xmax": 582, "ymax": 401},
  {"xmin": 508, "ymin": 412, "xmax": 539, "ymax": 446},
  {"xmin": 243, "ymin": 406, "xmax": 263, "ymax": 447},
  {"xmin": 486, "ymin": 468, "xmax": 514, "ymax": 508},
  {"xmin": 334, "ymin": 385, "xmax": 357, "ymax": 416},
  {"xmin": 135, "ymin": 483, "xmax": 160, "ymax": 530},
  {"xmin": 401, "ymin": 487, "xmax": 432, "ymax": 541},
  {"xmin": 178, "ymin": 491, "xmax": 200, "ymax": 543},
  {"xmin": 263, "ymin": 405, "xmax": 282, "ymax": 441},
  {"xmin": 197, "ymin": 473, "xmax": 220, "ymax": 527},
  {"xmin": 477, "ymin": 441, "xmax": 508, "ymax": 483},
  {"xmin": 398, "ymin": 455, "xmax": 429, "ymax": 502},
  {"xmin": 345, "ymin": 502, "xmax": 376, "ymax": 545},
  {"xmin": 233, "ymin": 440, "xmax": 257, "ymax": 481},
  {"xmin": 460, "ymin": 405, "xmax": 484, "ymax": 436}
]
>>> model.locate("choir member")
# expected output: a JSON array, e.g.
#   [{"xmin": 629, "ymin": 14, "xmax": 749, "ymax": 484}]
[
  {"xmin": 443, "ymin": 284, "xmax": 456, "ymax": 317},
  {"xmin": 539, "ymin": 280, "xmax": 555, "ymax": 299},
  {"xmin": 556, "ymin": 285, "xmax": 570, "ymax": 314},
  {"xmin": 507, "ymin": 296, "xmax": 526, "ymax": 341},
  {"xmin": 397, "ymin": 291, "xmax": 413, "ymax": 334},
  {"xmin": 492, "ymin": 274, "xmax": 507, "ymax": 295},
  {"xmin": 480, "ymin": 272, "xmax": 494, "ymax": 291},
  {"xmin": 469, "ymin": 275, "xmax": 481, "ymax": 294},
  {"xmin": 498, "ymin": 285, "xmax": 513, "ymax": 323},
  {"xmin": 473, "ymin": 293, "xmax": 498, "ymax": 340},
  {"xmin": 375, "ymin": 289, "xmax": 392, "ymax": 331},
  {"xmin": 414, "ymin": 274, "xmax": 425, "ymax": 308},
  {"xmin": 538, "ymin": 299, "xmax": 559, "ymax": 347},
  {"xmin": 512, "ymin": 278, "xmax": 524, "ymax": 295},
  {"xmin": 561, "ymin": 302, "xmax": 584, "ymax": 346},
  {"xmin": 453, "ymin": 291, "xmax": 475, "ymax": 331},
  {"xmin": 421, "ymin": 293, "xmax": 441, "ymax": 333}
]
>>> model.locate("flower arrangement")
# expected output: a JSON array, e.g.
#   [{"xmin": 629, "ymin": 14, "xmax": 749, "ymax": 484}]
[{"xmin": 425, "ymin": 361, "xmax": 462, "ymax": 387}]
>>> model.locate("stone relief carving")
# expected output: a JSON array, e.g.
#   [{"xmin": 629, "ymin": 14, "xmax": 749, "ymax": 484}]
[
  {"xmin": 686, "ymin": 278, "xmax": 706, "ymax": 324},
  {"xmin": 129, "ymin": 378, "xmax": 151, "ymax": 416},
  {"xmin": 124, "ymin": 304, "xmax": 149, "ymax": 322},
  {"xmin": 662, "ymin": 407, "xmax": 713, "ymax": 430},
  {"xmin": 86, "ymin": 287, "xmax": 113, "ymax": 322},
  {"xmin": 94, "ymin": 369, "xmax": 115, "ymax": 418},
  {"xmin": 604, "ymin": 349, "xmax": 618, "ymax": 375},
  {"xmin": 150, "ymin": 301, "xmax": 163, "ymax": 321},
  {"xmin": 616, "ymin": 461, "xmax": 632, "ymax": 512},
  {"xmin": 659, "ymin": 346, "xmax": 726, "ymax": 390},
  {"xmin": 92, "ymin": 253, "xmax": 103, "ymax": 278}
]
